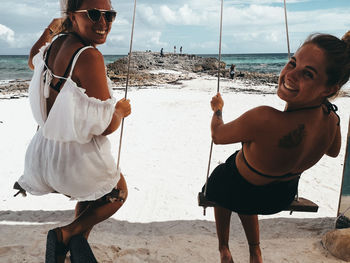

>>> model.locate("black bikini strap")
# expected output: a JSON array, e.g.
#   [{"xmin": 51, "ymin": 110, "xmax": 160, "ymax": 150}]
[
  {"xmin": 44, "ymin": 44, "xmax": 53, "ymax": 66},
  {"xmin": 324, "ymin": 100, "xmax": 340, "ymax": 126},
  {"xmin": 48, "ymin": 46, "xmax": 86, "ymax": 93},
  {"xmin": 241, "ymin": 146, "xmax": 300, "ymax": 179}
]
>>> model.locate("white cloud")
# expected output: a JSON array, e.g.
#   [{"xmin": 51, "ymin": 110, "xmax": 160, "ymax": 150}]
[
  {"xmin": 178, "ymin": 4, "xmax": 200, "ymax": 25},
  {"xmin": 1, "ymin": 2, "xmax": 55, "ymax": 18},
  {"xmin": 108, "ymin": 35, "xmax": 126, "ymax": 45},
  {"xmin": 137, "ymin": 5, "xmax": 161, "ymax": 25},
  {"xmin": 226, "ymin": 0, "xmax": 309, "ymax": 4},
  {"xmin": 148, "ymin": 31, "xmax": 166, "ymax": 46},
  {"xmin": 115, "ymin": 17, "xmax": 130, "ymax": 27},
  {"xmin": 287, "ymin": 9, "xmax": 349, "ymax": 33},
  {"xmin": 0, "ymin": 0, "xmax": 348, "ymax": 54},
  {"xmin": 135, "ymin": 31, "xmax": 167, "ymax": 50},
  {"xmin": 0, "ymin": 24, "xmax": 15, "ymax": 45},
  {"xmin": 160, "ymin": 5, "xmax": 177, "ymax": 24}
]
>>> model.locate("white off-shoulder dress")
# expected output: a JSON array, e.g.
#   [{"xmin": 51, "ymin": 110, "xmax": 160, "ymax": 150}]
[{"xmin": 18, "ymin": 43, "xmax": 121, "ymax": 201}]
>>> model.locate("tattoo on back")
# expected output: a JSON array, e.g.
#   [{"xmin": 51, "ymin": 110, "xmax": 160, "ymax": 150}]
[{"xmin": 278, "ymin": 124, "xmax": 305, "ymax": 148}]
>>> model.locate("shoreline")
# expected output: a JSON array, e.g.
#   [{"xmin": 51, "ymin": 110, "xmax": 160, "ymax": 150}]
[
  {"xmin": 1, "ymin": 51, "xmax": 349, "ymax": 98},
  {"xmin": 1, "ymin": 72, "xmax": 349, "ymax": 99},
  {"xmin": 0, "ymin": 70, "xmax": 280, "ymax": 98}
]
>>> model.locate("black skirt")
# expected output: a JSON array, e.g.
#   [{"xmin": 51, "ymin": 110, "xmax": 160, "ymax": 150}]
[{"xmin": 202, "ymin": 151, "xmax": 299, "ymax": 215}]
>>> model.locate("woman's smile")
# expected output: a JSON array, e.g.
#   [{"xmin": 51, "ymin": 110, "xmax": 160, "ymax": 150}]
[
  {"xmin": 282, "ymin": 81, "xmax": 298, "ymax": 92},
  {"xmin": 95, "ymin": 29, "xmax": 107, "ymax": 35}
]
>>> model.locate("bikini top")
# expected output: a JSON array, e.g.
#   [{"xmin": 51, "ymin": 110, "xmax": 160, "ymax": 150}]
[
  {"xmin": 44, "ymin": 45, "xmax": 84, "ymax": 93},
  {"xmin": 241, "ymin": 101, "xmax": 340, "ymax": 179},
  {"xmin": 323, "ymin": 100, "xmax": 340, "ymax": 126},
  {"xmin": 241, "ymin": 145, "xmax": 301, "ymax": 179},
  {"xmin": 43, "ymin": 33, "xmax": 92, "ymax": 93},
  {"xmin": 285, "ymin": 102, "xmax": 340, "ymax": 125}
]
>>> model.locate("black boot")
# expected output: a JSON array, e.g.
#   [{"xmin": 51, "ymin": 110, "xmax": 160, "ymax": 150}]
[{"xmin": 69, "ymin": 235, "xmax": 98, "ymax": 263}]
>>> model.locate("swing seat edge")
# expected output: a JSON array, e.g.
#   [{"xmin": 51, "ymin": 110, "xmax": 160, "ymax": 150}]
[{"xmin": 198, "ymin": 192, "xmax": 319, "ymax": 213}]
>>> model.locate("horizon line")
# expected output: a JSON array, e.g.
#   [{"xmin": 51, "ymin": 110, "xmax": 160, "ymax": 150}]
[{"xmin": 0, "ymin": 52, "xmax": 293, "ymax": 56}]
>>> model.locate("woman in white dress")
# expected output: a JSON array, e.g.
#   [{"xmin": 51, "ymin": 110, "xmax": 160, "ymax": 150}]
[{"xmin": 14, "ymin": 0, "xmax": 130, "ymax": 262}]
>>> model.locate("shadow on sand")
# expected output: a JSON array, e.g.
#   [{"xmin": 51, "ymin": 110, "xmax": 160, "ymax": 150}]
[{"xmin": 0, "ymin": 210, "xmax": 339, "ymax": 263}]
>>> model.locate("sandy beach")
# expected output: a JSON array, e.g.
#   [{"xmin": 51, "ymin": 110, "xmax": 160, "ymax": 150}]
[{"xmin": 1, "ymin": 71, "xmax": 350, "ymax": 262}]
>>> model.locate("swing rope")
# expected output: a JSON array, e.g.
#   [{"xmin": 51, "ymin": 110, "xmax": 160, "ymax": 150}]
[
  {"xmin": 202, "ymin": 0, "xmax": 224, "ymax": 216},
  {"xmin": 283, "ymin": 0, "xmax": 291, "ymax": 59},
  {"xmin": 116, "ymin": 0, "xmax": 137, "ymax": 170},
  {"xmin": 283, "ymin": 0, "xmax": 301, "ymax": 204}
]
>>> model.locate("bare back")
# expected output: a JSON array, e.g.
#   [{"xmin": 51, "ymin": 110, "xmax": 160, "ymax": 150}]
[
  {"xmin": 219, "ymin": 105, "xmax": 340, "ymax": 185},
  {"xmin": 45, "ymin": 35, "xmax": 86, "ymax": 115}
]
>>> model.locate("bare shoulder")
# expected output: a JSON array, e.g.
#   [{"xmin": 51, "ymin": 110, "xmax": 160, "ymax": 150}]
[
  {"xmin": 236, "ymin": 106, "xmax": 282, "ymax": 135},
  {"xmin": 245, "ymin": 106, "xmax": 282, "ymax": 124},
  {"xmin": 72, "ymin": 47, "xmax": 110, "ymax": 100},
  {"xmin": 75, "ymin": 47, "xmax": 104, "ymax": 71},
  {"xmin": 250, "ymin": 105, "xmax": 281, "ymax": 114}
]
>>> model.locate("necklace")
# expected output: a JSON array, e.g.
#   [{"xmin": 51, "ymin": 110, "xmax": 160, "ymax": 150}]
[
  {"xmin": 286, "ymin": 102, "xmax": 340, "ymax": 125},
  {"xmin": 285, "ymin": 104, "xmax": 322, "ymax": 112}
]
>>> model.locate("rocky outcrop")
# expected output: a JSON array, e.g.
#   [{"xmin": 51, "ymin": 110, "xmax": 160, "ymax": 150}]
[
  {"xmin": 107, "ymin": 51, "xmax": 225, "ymax": 74},
  {"xmin": 106, "ymin": 51, "xmax": 281, "ymax": 86},
  {"xmin": 322, "ymin": 228, "xmax": 350, "ymax": 261},
  {"xmin": 107, "ymin": 52, "xmax": 226, "ymax": 86}
]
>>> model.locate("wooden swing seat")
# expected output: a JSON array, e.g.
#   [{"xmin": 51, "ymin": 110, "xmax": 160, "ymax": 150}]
[{"xmin": 198, "ymin": 192, "xmax": 318, "ymax": 213}]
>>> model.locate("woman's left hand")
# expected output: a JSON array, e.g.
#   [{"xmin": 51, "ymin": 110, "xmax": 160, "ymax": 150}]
[
  {"xmin": 47, "ymin": 18, "xmax": 64, "ymax": 36},
  {"xmin": 211, "ymin": 92, "xmax": 224, "ymax": 112}
]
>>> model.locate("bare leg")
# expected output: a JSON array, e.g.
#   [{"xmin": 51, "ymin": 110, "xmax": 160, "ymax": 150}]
[
  {"xmin": 59, "ymin": 174, "xmax": 128, "ymax": 245},
  {"xmin": 214, "ymin": 206, "xmax": 234, "ymax": 263},
  {"xmin": 75, "ymin": 201, "xmax": 93, "ymax": 239},
  {"xmin": 238, "ymin": 214, "xmax": 262, "ymax": 263}
]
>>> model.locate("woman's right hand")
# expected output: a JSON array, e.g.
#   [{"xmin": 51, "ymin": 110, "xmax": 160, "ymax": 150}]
[
  {"xmin": 211, "ymin": 92, "xmax": 224, "ymax": 112},
  {"xmin": 28, "ymin": 17, "xmax": 65, "ymax": 70},
  {"xmin": 115, "ymin": 98, "xmax": 131, "ymax": 118},
  {"xmin": 47, "ymin": 18, "xmax": 65, "ymax": 36}
]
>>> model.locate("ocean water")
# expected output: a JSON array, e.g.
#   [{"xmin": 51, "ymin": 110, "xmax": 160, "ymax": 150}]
[
  {"xmin": 0, "ymin": 55, "xmax": 124, "ymax": 82},
  {"xmin": 1, "ymin": 53, "xmax": 349, "ymax": 90},
  {"xmin": 200, "ymin": 53, "xmax": 289, "ymax": 74},
  {"xmin": 0, "ymin": 53, "xmax": 285, "ymax": 82},
  {"xmin": 0, "ymin": 55, "xmax": 33, "ymax": 81}
]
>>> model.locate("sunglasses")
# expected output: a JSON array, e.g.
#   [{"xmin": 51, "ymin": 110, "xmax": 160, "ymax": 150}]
[{"xmin": 75, "ymin": 9, "xmax": 117, "ymax": 23}]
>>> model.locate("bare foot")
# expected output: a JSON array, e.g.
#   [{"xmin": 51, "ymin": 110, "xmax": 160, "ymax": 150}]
[
  {"xmin": 249, "ymin": 244, "xmax": 262, "ymax": 263},
  {"xmin": 219, "ymin": 247, "xmax": 234, "ymax": 263}
]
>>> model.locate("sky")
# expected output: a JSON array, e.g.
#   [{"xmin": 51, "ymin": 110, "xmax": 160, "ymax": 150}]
[{"xmin": 0, "ymin": 0, "xmax": 349, "ymax": 55}]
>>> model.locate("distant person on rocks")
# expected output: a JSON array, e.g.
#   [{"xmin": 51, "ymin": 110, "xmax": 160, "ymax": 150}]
[
  {"xmin": 160, "ymin": 48, "xmax": 164, "ymax": 57},
  {"xmin": 180, "ymin": 46, "xmax": 183, "ymax": 54},
  {"xmin": 229, "ymin": 64, "xmax": 236, "ymax": 79},
  {"xmin": 174, "ymin": 45, "xmax": 176, "ymax": 54}
]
